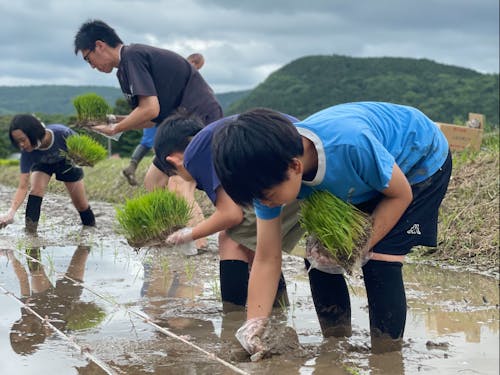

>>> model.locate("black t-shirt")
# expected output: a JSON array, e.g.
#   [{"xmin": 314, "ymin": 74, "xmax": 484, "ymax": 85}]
[{"xmin": 117, "ymin": 44, "xmax": 222, "ymax": 124}]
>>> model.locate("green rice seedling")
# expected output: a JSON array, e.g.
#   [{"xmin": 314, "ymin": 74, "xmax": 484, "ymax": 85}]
[
  {"xmin": 63, "ymin": 133, "xmax": 107, "ymax": 167},
  {"xmin": 299, "ymin": 190, "xmax": 371, "ymax": 274},
  {"xmin": 0, "ymin": 159, "xmax": 20, "ymax": 166},
  {"xmin": 210, "ymin": 276, "xmax": 221, "ymax": 301},
  {"xmin": 73, "ymin": 93, "xmax": 111, "ymax": 125},
  {"xmin": 115, "ymin": 189, "xmax": 192, "ymax": 248},
  {"xmin": 184, "ymin": 257, "xmax": 195, "ymax": 281}
]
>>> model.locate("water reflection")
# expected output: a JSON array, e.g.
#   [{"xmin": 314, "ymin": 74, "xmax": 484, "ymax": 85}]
[
  {"xmin": 140, "ymin": 248, "xmax": 219, "ymax": 344},
  {"xmin": 0, "ymin": 244, "xmax": 497, "ymax": 375},
  {"xmin": 6, "ymin": 246, "xmax": 105, "ymax": 356}
]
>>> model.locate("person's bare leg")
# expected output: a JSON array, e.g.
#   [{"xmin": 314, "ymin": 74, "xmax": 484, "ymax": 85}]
[
  {"xmin": 64, "ymin": 180, "xmax": 95, "ymax": 226},
  {"xmin": 144, "ymin": 163, "xmax": 169, "ymax": 191},
  {"xmin": 64, "ymin": 180, "xmax": 89, "ymax": 211}
]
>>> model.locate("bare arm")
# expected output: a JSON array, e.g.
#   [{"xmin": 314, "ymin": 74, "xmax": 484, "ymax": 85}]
[
  {"xmin": 246, "ymin": 216, "xmax": 283, "ymax": 319},
  {"xmin": 190, "ymin": 187, "xmax": 244, "ymax": 241},
  {"xmin": 367, "ymin": 163, "xmax": 413, "ymax": 249},
  {"xmin": 94, "ymin": 95, "xmax": 159, "ymax": 135},
  {"xmin": 0, "ymin": 173, "xmax": 29, "ymax": 228}
]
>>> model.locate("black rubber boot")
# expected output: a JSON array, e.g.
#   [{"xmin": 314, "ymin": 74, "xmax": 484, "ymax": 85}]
[
  {"xmin": 79, "ymin": 206, "xmax": 96, "ymax": 226},
  {"xmin": 274, "ymin": 272, "xmax": 290, "ymax": 308},
  {"xmin": 220, "ymin": 260, "xmax": 249, "ymax": 309},
  {"xmin": 25, "ymin": 194, "xmax": 42, "ymax": 234},
  {"xmin": 362, "ymin": 259, "xmax": 407, "ymax": 353},
  {"xmin": 305, "ymin": 258, "xmax": 352, "ymax": 337}
]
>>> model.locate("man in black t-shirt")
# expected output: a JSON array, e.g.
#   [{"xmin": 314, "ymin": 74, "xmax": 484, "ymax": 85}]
[{"xmin": 74, "ymin": 20, "xmax": 222, "ymax": 247}]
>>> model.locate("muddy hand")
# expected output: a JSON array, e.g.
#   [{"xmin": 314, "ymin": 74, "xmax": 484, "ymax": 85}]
[
  {"xmin": 0, "ymin": 213, "xmax": 14, "ymax": 229},
  {"xmin": 235, "ymin": 317, "xmax": 269, "ymax": 360},
  {"xmin": 166, "ymin": 227, "xmax": 193, "ymax": 245}
]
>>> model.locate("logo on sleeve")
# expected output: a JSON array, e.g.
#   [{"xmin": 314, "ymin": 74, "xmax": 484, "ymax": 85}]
[{"xmin": 406, "ymin": 223, "xmax": 421, "ymax": 235}]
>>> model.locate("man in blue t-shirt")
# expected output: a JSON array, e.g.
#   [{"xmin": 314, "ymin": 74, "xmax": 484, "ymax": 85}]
[
  {"xmin": 212, "ymin": 102, "xmax": 451, "ymax": 356},
  {"xmin": 153, "ymin": 110, "xmax": 304, "ymax": 309}
]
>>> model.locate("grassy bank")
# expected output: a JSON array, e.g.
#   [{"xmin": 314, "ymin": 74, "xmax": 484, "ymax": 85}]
[{"xmin": 0, "ymin": 133, "xmax": 498, "ymax": 274}]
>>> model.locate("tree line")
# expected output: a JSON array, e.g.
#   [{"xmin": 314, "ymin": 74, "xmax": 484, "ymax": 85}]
[{"xmin": 1, "ymin": 55, "xmax": 498, "ymax": 159}]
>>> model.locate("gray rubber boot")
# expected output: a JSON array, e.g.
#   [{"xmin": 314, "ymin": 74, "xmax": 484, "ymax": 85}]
[{"xmin": 122, "ymin": 160, "xmax": 138, "ymax": 186}]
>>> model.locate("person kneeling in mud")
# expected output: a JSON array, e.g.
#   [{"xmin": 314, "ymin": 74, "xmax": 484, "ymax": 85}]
[
  {"xmin": 153, "ymin": 110, "xmax": 305, "ymax": 310},
  {"xmin": 212, "ymin": 103, "xmax": 451, "ymax": 356},
  {"xmin": 0, "ymin": 114, "xmax": 95, "ymax": 233}
]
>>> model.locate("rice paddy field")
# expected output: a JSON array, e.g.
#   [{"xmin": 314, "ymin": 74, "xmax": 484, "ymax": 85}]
[{"xmin": 0, "ymin": 184, "xmax": 498, "ymax": 375}]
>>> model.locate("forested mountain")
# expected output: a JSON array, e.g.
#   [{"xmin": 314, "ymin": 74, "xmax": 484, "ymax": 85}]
[
  {"xmin": 0, "ymin": 85, "xmax": 248, "ymax": 115},
  {"xmin": 1, "ymin": 55, "xmax": 498, "ymax": 159},
  {"xmin": 216, "ymin": 90, "xmax": 251, "ymax": 111},
  {"xmin": 0, "ymin": 86, "xmax": 123, "ymax": 115},
  {"xmin": 228, "ymin": 55, "xmax": 499, "ymax": 126}
]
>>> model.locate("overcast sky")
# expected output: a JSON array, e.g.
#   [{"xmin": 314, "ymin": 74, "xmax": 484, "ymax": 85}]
[{"xmin": 0, "ymin": 0, "xmax": 498, "ymax": 93}]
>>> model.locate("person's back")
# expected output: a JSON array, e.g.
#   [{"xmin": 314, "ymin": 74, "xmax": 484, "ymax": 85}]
[{"xmin": 119, "ymin": 44, "xmax": 219, "ymax": 125}]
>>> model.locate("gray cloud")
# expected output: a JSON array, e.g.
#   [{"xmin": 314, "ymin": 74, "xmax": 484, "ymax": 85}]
[{"xmin": 0, "ymin": 0, "xmax": 498, "ymax": 93}]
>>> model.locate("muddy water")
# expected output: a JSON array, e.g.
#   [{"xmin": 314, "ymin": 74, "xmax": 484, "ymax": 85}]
[{"xmin": 0, "ymin": 186, "xmax": 498, "ymax": 375}]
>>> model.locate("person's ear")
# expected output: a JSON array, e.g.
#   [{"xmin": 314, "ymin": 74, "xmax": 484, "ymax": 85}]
[
  {"xmin": 290, "ymin": 157, "xmax": 303, "ymax": 174},
  {"xmin": 166, "ymin": 152, "xmax": 184, "ymax": 169},
  {"xmin": 94, "ymin": 40, "xmax": 104, "ymax": 50}
]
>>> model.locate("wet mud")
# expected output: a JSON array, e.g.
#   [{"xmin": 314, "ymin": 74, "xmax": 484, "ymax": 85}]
[{"xmin": 0, "ymin": 185, "xmax": 498, "ymax": 375}]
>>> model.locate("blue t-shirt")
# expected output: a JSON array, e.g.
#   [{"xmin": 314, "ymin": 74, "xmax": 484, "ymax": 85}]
[
  {"xmin": 20, "ymin": 124, "xmax": 75, "ymax": 173},
  {"xmin": 254, "ymin": 102, "xmax": 449, "ymax": 220},
  {"xmin": 184, "ymin": 113, "xmax": 299, "ymax": 205}
]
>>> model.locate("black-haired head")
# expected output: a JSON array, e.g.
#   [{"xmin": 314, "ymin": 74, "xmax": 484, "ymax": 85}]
[
  {"xmin": 212, "ymin": 108, "xmax": 303, "ymax": 206},
  {"xmin": 9, "ymin": 114, "xmax": 46, "ymax": 149}
]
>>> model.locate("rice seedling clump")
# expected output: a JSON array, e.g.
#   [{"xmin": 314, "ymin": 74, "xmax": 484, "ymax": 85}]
[
  {"xmin": 115, "ymin": 189, "xmax": 192, "ymax": 248},
  {"xmin": 73, "ymin": 93, "xmax": 111, "ymax": 125},
  {"xmin": 300, "ymin": 190, "xmax": 371, "ymax": 274},
  {"xmin": 64, "ymin": 134, "xmax": 107, "ymax": 167}
]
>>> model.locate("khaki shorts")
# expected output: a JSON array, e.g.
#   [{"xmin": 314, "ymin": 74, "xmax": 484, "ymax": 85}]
[{"xmin": 226, "ymin": 200, "xmax": 304, "ymax": 253}]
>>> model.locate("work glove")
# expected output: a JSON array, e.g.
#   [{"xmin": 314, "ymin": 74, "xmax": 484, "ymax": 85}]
[
  {"xmin": 166, "ymin": 227, "xmax": 193, "ymax": 245},
  {"xmin": 305, "ymin": 235, "xmax": 346, "ymax": 274},
  {"xmin": 166, "ymin": 227, "xmax": 197, "ymax": 255},
  {"xmin": 106, "ymin": 114, "xmax": 117, "ymax": 124},
  {"xmin": 235, "ymin": 317, "xmax": 269, "ymax": 361}
]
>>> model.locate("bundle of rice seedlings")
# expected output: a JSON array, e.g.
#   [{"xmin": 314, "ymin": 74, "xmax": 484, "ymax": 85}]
[
  {"xmin": 299, "ymin": 191, "xmax": 371, "ymax": 274},
  {"xmin": 63, "ymin": 133, "xmax": 107, "ymax": 167},
  {"xmin": 73, "ymin": 93, "xmax": 111, "ymax": 125},
  {"xmin": 115, "ymin": 189, "xmax": 192, "ymax": 248}
]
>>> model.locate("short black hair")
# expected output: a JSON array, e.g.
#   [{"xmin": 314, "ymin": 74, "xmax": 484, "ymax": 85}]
[
  {"xmin": 154, "ymin": 109, "xmax": 205, "ymax": 175},
  {"xmin": 212, "ymin": 108, "xmax": 303, "ymax": 206},
  {"xmin": 9, "ymin": 114, "xmax": 46, "ymax": 149},
  {"xmin": 74, "ymin": 19, "xmax": 123, "ymax": 54}
]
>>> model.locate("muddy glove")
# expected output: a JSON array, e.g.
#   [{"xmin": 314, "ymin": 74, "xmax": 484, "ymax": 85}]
[
  {"xmin": 305, "ymin": 236, "xmax": 345, "ymax": 274},
  {"xmin": 235, "ymin": 317, "xmax": 269, "ymax": 360},
  {"xmin": 166, "ymin": 227, "xmax": 193, "ymax": 245},
  {"xmin": 106, "ymin": 114, "xmax": 117, "ymax": 124}
]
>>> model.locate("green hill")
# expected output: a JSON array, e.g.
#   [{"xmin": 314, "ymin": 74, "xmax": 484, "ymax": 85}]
[
  {"xmin": 0, "ymin": 85, "xmax": 248, "ymax": 115},
  {"xmin": 0, "ymin": 85, "xmax": 124, "ymax": 115},
  {"xmin": 228, "ymin": 55, "xmax": 499, "ymax": 126},
  {"xmin": 216, "ymin": 90, "xmax": 251, "ymax": 112}
]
